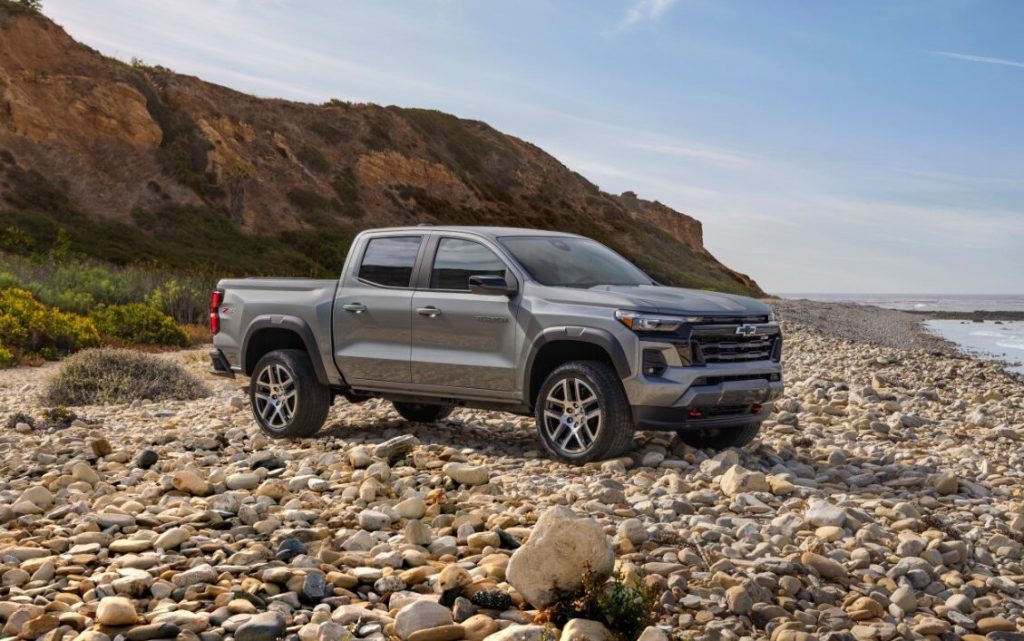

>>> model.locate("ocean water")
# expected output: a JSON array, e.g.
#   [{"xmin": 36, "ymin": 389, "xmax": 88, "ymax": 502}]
[
  {"xmin": 779, "ymin": 293, "xmax": 1024, "ymax": 313},
  {"xmin": 924, "ymin": 320, "xmax": 1024, "ymax": 375}
]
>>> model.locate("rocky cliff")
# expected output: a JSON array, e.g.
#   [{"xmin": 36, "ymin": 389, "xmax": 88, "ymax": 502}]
[{"xmin": 0, "ymin": 3, "xmax": 761, "ymax": 294}]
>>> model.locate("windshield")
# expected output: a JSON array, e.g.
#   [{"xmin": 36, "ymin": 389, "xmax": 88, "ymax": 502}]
[{"xmin": 499, "ymin": 236, "xmax": 654, "ymax": 288}]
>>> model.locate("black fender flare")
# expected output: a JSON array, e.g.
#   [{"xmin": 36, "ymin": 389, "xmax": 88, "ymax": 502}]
[
  {"xmin": 522, "ymin": 326, "xmax": 632, "ymax": 398},
  {"xmin": 241, "ymin": 315, "xmax": 330, "ymax": 385}
]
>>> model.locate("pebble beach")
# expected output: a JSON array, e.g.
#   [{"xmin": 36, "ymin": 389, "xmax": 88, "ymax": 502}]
[{"xmin": 0, "ymin": 300, "xmax": 1022, "ymax": 641}]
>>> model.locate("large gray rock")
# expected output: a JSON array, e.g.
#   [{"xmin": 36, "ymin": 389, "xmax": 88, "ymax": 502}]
[
  {"xmin": 720, "ymin": 465, "xmax": 768, "ymax": 496},
  {"xmin": 442, "ymin": 462, "xmax": 489, "ymax": 486},
  {"xmin": 805, "ymin": 500, "xmax": 847, "ymax": 528},
  {"xmin": 394, "ymin": 600, "xmax": 452, "ymax": 640},
  {"xmin": 235, "ymin": 612, "xmax": 286, "ymax": 641},
  {"xmin": 506, "ymin": 506, "xmax": 614, "ymax": 608}
]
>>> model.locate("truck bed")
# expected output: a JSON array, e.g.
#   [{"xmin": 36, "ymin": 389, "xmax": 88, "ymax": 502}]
[{"xmin": 214, "ymin": 277, "xmax": 341, "ymax": 383}]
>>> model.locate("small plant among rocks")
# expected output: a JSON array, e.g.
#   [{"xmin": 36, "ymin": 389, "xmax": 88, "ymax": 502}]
[
  {"xmin": 5, "ymin": 410, "xmax": 36, "ymax": 430},
  {"xmin": 5, "ymin": 406, "xmax": 81, "ymax": 431},
  {"xmin": 545, "ymin": 568, "xmax": 659, "ymax": 641},
  {"xmin": 39, "ymin": 406, "xmax": 77, "ymax": 429},
  {"xmin": 42, "ymin": 348, "xmax": 209, "ymax": 405}
]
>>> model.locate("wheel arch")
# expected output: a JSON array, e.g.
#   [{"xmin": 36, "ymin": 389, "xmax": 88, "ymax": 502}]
[
  {"xmin": 523, "ymin": 327, "xmax": 631, "ymax": 409},
  {"xmin": 242, "ymin": 316, "xmax": 330, "ymax": 384}
]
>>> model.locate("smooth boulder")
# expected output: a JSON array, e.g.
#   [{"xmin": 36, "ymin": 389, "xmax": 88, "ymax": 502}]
[{"xmin": 506, "ymin": 506, "xmax": 614, "ymax": 608}]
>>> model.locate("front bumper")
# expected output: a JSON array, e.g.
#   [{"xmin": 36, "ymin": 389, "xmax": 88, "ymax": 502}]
[
  {"xmin": 624, "ymin": 356, "xmax": 783, "ymax": 431},
  {"xmin": 634, "ymin": 401, "xmax": 772, "ymax": 431}
]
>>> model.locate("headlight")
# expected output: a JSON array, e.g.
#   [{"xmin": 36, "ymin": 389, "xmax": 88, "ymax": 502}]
[
  {"xmin": 767, "ymin": 308, "xmax": 776, "ymax": 322},
  {"xmin": 615, "ymin": 310, "xmax": 699, "ymax": 332}
]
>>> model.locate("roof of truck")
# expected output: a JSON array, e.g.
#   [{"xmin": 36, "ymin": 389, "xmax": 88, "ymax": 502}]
[{"xmin": 361, "ymin": 226, "xmax": 581, "ymax": 239}]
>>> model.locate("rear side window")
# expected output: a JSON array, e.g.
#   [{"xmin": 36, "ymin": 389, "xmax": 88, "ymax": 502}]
[
  {"xmin": 358, "ymin": 236, "xmax": 422, "ymax": 287},
  {"xmin": 430, "ymin": 238, "xmax": 508, "ymax": 290}
]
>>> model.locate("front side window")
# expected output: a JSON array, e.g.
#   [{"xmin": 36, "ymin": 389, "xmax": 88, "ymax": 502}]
[
  {"xmin": 358, "ymin": 236, "xmax": 422, "ymax": 287},
  {"xmin": 499, "ymin": 236, "xmax": 653, "ymax": 288},
  {"xmin": 430, "ymin": 238, "xmax": 508, "ymax": 290}
]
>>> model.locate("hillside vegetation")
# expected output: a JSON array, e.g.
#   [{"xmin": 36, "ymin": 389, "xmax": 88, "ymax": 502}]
[{"xmin": 0, "ymin": 1, "xmax": 761, "ymax": 296}]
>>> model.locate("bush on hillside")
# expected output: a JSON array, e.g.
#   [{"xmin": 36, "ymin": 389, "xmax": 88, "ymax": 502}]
[
  {"xmin": 0, "ymin": 288, "xmax": 101, "ymax": 364},
  {"xmin": 0, "ymin": 0, "xmax": 42, "ymax": 16},
  {"xmin": 42, "ymin": 349, "xmax": 209, "ymax": 405},
  {"xmin": 146, "ymin": 277, "xmax": 208, "ymax": 326},
  {"xmin": 0, "ymin": 252, "xmax": 213, "ymax": 324},
  {"xmin": 90, "ymin": 303, "xmax": 188, "ymax": 346}
]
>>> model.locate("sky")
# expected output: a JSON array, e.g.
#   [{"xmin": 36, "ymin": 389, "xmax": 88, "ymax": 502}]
[{"xmin": 42, "ymin": 0, "xmax": 1024, "ymax": 294}]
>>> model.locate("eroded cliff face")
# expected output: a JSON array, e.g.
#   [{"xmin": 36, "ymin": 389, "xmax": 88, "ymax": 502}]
[{"xmin": 0, "ymin": 6, "xmax": 762, "ymax": 294}]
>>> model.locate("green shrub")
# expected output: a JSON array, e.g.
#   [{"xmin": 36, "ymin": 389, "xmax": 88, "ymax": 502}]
[
  {"xmin": 0, "ymin": 345, "xmax": 13, "ymax": 368},
  {"xmin": 546, "ymin": 569, "xmax": 658, "ymax": 641},
  {"xmin": 0, "ymin": 0, "xmax": 42, "ymax": 17},
  {"xmin": 42, "ymin": 349, "xmax": 209, "ymax": 405},
  {"xmin": 147, "ymin": 277, "xmax": 208, "ymax": 326},
  {"xmin": 297, "ymin": 145, "xmax": 331, "ymax": 173},
  {"xmin": 0, "ymin": 288, "xmax": 101, "ymax": 364},
  {"xmin": 287, "ymin": 188, "xmax": 332, "ymax": 213},
  {"xmin": 0, "ymin": 253, "xmax": 214, "ymax": 324},
  {"xmin": 90, "ymin": 303, "xmax": 188, "ymax": 346},
  {"xmin": 330, "ymin": 168, "xmax": 365, "ymax": 218}
]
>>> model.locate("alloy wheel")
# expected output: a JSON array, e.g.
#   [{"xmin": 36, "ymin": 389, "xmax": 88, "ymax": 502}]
[
  {"xmin": 254, "ymin": 363, "xmax": 298, "ymax": 429},
  {"xmin": 541, "ymin": 377, "xmax": 602, "ymax": 455}
]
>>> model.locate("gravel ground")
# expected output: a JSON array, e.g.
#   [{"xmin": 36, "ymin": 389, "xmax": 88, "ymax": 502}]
[
  {"xmin": 0, "ymin": 314, "xmax": 1022, "ymax": 641},
  {"xmin": 773, "ymin": 299, "xmax": 956, "ymax": 354}
]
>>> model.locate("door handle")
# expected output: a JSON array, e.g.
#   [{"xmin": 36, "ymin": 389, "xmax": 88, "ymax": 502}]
[
  {"xmin": 416, "ymin": 306, "xmax": 442, "ymax": 317},
  {"xmin": 342, "ymin": 303, "xmax": 366, "ymax": 313}
]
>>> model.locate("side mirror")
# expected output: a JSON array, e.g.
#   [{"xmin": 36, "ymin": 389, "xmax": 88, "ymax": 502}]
[{"xmin": 469, "ymin": 275, "xmax": 517, "ymax": 297}]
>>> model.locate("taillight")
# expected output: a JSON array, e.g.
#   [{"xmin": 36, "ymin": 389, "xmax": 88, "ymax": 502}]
[{"xmin": 210, "ymin": 290, "xmax": 224, "ymax": 334}]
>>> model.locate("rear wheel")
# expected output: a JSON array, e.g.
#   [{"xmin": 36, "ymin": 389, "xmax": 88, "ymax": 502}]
[
  {"xmin": 250, "ymin": 349, "xmax": 331, "ymax": 438},
  {"xmin": 676, "ymin": 421, "xmax": 762, "ymax": 450},
  {"xmin": 535, "ymin": 361, "xmax": 634, "ymax": 463},
  {"xmin": 393, "ymin": 402, "xmax": 455, "ymax": 423}
]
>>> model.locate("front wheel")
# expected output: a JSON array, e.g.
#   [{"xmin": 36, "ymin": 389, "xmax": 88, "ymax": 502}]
[
  {"xmin": 250, "ymin": 349, "xmax": 331, "ymax": 438},
  {"xmin": 676, "ymin": 421, "xmax": 762, "ymax": 450},
  {"xmin": 535, "ymin": 361, "xmax": 635, "ymax": 463},
  {"xmin": 393, "ymin": 402, "xmax": 455, "ymax": 423}
]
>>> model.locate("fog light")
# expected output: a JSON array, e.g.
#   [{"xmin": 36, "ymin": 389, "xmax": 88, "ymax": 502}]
[{"xmin": 642, "ymin": 349, "xmax": 668, "ymax": 377}]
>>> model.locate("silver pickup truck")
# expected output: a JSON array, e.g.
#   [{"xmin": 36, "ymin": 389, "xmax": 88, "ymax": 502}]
[{"xmin": 210, "ymin": 226, "xmax": 783, "ymax": 462}]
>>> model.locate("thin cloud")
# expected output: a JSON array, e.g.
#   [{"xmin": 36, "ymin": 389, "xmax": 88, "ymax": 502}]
[
  {"xmin": 628, "ymin": 141, "xmax": 752, "ymax": 167},
  {"xmin": 928, "ymin": 50, "xmax": 1024, "ymax": 69},
  {"xmin": 619, "ymin": 0, "xmax": 678, "ymax": 30}
]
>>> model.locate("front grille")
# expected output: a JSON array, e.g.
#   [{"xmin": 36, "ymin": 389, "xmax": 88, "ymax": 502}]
[
  {"xmin": 693, "ymin": 334, "xmax": 777, "ymax": 363},
  {"xmin": 692, "ymin": 315, "xmax": 770, "ymax": 325}
]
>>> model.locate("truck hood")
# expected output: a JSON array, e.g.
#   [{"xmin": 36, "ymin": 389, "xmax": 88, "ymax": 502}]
[{"xmin": 535, "ymin": 284, "xmax": 772, "ymax": 317}]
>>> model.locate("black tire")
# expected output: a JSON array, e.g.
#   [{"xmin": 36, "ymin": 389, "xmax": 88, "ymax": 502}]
[
  {"xmin": 534, "ymin": 360, "xmax": 634, "ymax": 464},
  {"xmin": 393, "ymin": 402, "xmax": 455, "ymax": 423},
  {"xmin": 249, "ymin": 349, "xmax": 331, "ymax": 438},
  {"xmin": 676, "ymin": 421, "xmax": 762, "ymax": 450}
]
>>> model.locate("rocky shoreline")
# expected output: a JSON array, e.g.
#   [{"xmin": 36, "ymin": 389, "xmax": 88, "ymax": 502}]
[{"xmin": 1, "ymin": 301, "xmax": 1022, "ymax": 641}]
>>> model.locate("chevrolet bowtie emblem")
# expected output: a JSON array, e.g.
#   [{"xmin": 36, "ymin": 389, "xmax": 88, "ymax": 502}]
[{"xmin": 735, "ymin": 324, "xmax": 757, "ymax": 337}]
